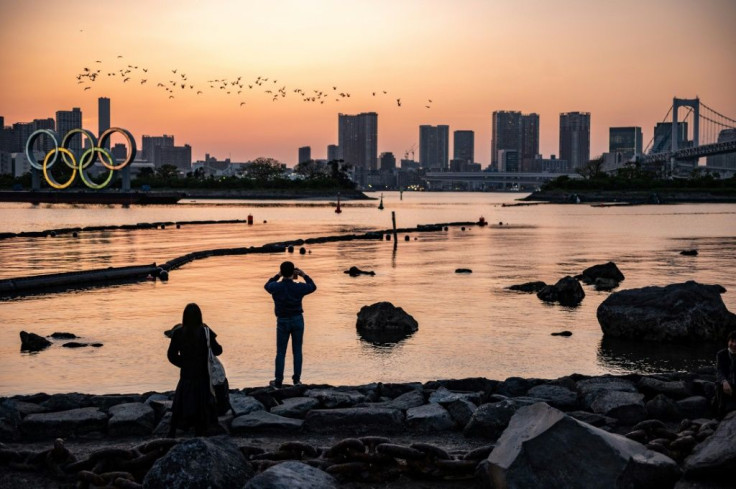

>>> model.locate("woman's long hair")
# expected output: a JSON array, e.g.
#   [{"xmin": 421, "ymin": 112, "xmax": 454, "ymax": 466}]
[{"xmin": 182, "ymin": 303, "xmax": 203, "ymax": 343}]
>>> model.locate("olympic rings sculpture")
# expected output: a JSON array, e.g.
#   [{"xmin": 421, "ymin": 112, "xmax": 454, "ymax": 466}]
[{"xmin": 25, "ymin": 127, "xmax": 137, "ymax": 190}]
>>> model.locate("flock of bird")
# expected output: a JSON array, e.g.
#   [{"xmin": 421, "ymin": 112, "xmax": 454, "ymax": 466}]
[{"xmin": 75, "ymin": 56, "xmax": 435, "ymax": 110}]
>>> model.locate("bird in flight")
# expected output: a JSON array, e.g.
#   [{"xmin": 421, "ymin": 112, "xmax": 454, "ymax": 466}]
[
  {"xmin": 240, "ymin": 102, "xmax": 246, "ymax": 106},
  {"xmin": 397, "ymin": 98, "xmax": 401, "ymax": 106},
  {"xmin": 84, "ymin": 87, "xmax": 91, "ymax": 90}
]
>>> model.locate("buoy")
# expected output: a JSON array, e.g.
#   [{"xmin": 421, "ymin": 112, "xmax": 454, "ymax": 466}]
[
  {"xmin": 247, "ymin": 214, "xmax": 254, "ymax": 225},
  {"xmin": 288, "ymin": 246, "xmax": 294, "ymax": 253},
  {"xmin": 478, "ymin": 216, "xmax": 487, "ymax": 226},
  {"xmin": 176, "ymin": 223, "xmax": 181, "ymax": 229},
  {"xmin": 299, "ymin": 247, "xmax": 306, "ymax": 255},
  {"xmin": 404, "ymin": 235, "xmax": 410, "ymax": 241},
  {"xmin": 378, "ymin": 193, "xmax": 384, "ymax": 210},
  {"xmin": 335, "ymin": 193, "xmax": 342, "ymax": 214}
]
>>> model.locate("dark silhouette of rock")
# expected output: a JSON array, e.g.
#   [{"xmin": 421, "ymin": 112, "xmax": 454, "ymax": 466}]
[
  {"xmin": 509, "ymin": 281, "xmax": 547, "ymax": 293},
  {"xmin": 595, "ymin": 277, "xmax": 620, "ymax": 291},
  {"xmin": 230, "ymin": 410, "xmax": 303, "ymax": 434},
  {"xmin": 479, "ymin": 403, "xmax": 681, "ymax": 489},
  {"xmin": 406, "ymin": 403, "xmax": 455, "ymax": 432},
  {"xmin": 143, "ymin": 436, "xmax": 254, "ymax": 488},
  {"xmin": 344, "ymin": 266, "xmax": 376, "ymax": 277},
  {"xmin": 680, "ymin": 250, "xmax": 698, "ymax": 256},
  {"xmin": 577, "ymin": 261, "xmax": 625, "ymax": 284},
  {"xmin": 48, "ymin": 332, "xmax": 77, "ymax": 339},
  {"xmin": 20, "ymin": 331, "xmax": 52, "ymax": 352},
  {"xmin": 536, "ymin": 276, "xmax": 585, "ymax": 306},
  {"xmin": 597, "ymin": 281, "xmax": 736, "ymax": 342},
  {"xmin": 551, "ymin": 330, "xmax": 573, "ymax": 336},
  {"xmin": 455, "ymin": 268, "xmax": 472, "ymax": 273},
  {"xmin": 356, "ymin": 302, "xmax": 418, "ymax": 344},
  {"xmin": 107, "ymin": 402, "xmax": 155, "ymax": 436},
  {"xmin": 20, "ymin": 407, "xmax": 107, "ymax": 440},
  {"xmin": 244, "ymin": 461, "xmax": 338, "ymax": 489},
  {"xmin": 303, "ymin": 407, "xmax": 404, "ymax": 434},
  {"xmin": 684, "ymin": 411, "xmax": 736, "ymax": 480}
]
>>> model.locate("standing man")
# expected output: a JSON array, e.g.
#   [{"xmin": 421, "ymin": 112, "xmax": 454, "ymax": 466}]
[
  {"xmin": 264, "ymin": 261, "xmax": 317, "ymax": 387},
  {"xmin": 715, "ymin": 330, "xmax": 736, "ymax": 418}
]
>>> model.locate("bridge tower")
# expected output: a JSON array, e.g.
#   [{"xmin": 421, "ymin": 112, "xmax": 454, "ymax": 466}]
[{"xmin": 671, "ymin": 97, "xmax": 699, "ymax": 174}]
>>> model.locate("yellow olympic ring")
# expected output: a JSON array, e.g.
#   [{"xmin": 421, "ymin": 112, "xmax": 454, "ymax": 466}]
[
  {"xmin": 43, "ymin": 148, "xmax": 77, "ymax": 189},
  {"xmin": 25, "ymin": 127, "xmax": 137, "ymax": 190}
]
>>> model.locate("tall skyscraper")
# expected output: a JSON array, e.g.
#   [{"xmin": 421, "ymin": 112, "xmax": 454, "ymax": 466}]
[
  {"xmin": 298, "ymin": 146, "xmax": 311, "ymax": 164},
  {"xmin": 56, "ymin": 107, "xmax": 82, "ymax": 154},
  {"xmin": 453, "ymin": 130, "xmax": 474, "ymax": 164},
  {"xmin": 419, "ymin": 124, "xmax": 449, "ymax": 171},
  {"xmin": 651, "ymin": 122, "xmax": 688, "ymax": 154},
  {"xmin": 98, "ymin": 97, "xmax": 110, "ymax": 148},
  {"xmin": 338, "ymin": 112, "xmax": 378, "ymax": 171},
  {"xmin": 491, "ymin": 111, "xmax": 539, "ymax": 171},
  {"xmin": 521, "ymin": 113, "xmax": 540, "ymax": 161},
  {"xmin": 609, "ymin": 127, "xmax": 642, "ymax": 156},
  {"xmin": 559, "ymin": 112, "xmax": 590, "ymax": 171},
  {"xmin": 327, "ymin": 144, "xmax": 339, "ymax": 162}
]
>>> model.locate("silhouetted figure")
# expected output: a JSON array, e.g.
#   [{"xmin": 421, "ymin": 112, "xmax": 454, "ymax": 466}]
[
  {"xmin": 714, "ymin": 330, "xmax": 736, "ymax": 418},
  {"xmin": 167, "ymin": 303, "xmax": 223, "ymax": 437},
  {"xmin": 264, "ymin": 261, "xmax": 317, "ymax": 387}
]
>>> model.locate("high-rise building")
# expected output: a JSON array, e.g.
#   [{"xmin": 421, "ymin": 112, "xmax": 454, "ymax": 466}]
[
  {"xmin": 419, "ymin": 124, "xmax": 449, "ymax": 171},
  {"xmin": 498, "ymin": 149, "xmax": 519, "ymax": 172},
  {"xmin": 142, "ymin": 135, "xmax": 175, "ymax": 164},
  {"xmin": 298, "ymin": 146, "xmax": 311, "ymax": 164},
  {"xmin": 521, "ymin": 113, "xmax": 540, "ymax": 161},
  {"xmin": 56, "ymin": 107, "xmax": 82, "ymax": 154},
  {"xmin": 706, "ymin": 128, "xmax": 736, "ymax": 170},
  {"xmin": 98, "ymin": 97, "xmax": 110, "ymax": 148},
  {"xmin": 156, "ymin": 144, "xmax": 192, "ymax": 172},
  {"xmin": 559, "ymin": 112, "xmax": 591, "ymax": 171},
  {"xmin": 491, "ymin": 111, "xmax": 539, "ymax": 171},
  {"xmin": 453, "ymin": 130, "xmax": 474, "ymax": 164},
  {"xmin": 338, "ymin": 112, "xmax": 378, "ymax": 172},
  {"xmin": 651, "ymin": 122, "xmax": 688, "ymax": 154},
  {"xmin": 379, "ymin": 152, "xmax": 396, "ymax": 171},
  {"xmin": 327, "ymin": 144, "xmax": 339, "ymax": 162},
  {"xmin": 609, "ymin": 127, "xmax": 642, "ymax": 156}
]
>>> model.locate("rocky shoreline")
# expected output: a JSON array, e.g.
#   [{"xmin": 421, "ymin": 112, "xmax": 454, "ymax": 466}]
[{"xmin": 1, "ymin": 370, "xmax": 733, "ymax": 488}]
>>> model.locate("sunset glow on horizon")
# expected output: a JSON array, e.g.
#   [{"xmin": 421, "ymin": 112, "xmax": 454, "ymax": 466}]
[{"xmin": 1, "ymin": 0, "xmax": 734, "ymax": 166}]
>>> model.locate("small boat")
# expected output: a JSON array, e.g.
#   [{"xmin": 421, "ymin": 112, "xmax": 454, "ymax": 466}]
[
  {"xmin": 378, "ymin": 193, "xmax": 384, "ymax": 210},
  {"xmin": 335, "ymin": 193, "xmax": 342, "ymax": 214}
]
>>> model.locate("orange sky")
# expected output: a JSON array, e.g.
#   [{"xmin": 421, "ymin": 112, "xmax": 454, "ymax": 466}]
[{"xmin": 1, "ymin": 0, "xmax": 734, "ymax": 166}]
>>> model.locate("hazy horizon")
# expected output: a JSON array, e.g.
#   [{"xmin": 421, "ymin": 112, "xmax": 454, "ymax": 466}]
[{"xmin": 1, "ymin": 0, "xmax": 734, "ymax": 166}]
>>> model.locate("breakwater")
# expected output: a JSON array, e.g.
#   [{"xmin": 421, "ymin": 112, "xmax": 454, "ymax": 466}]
[
  {"xmin": 0, "ymin": 370, "xmax": 731, "ymax": 488},
  {"xmin": 0, "ymin": 221, "xmax": 476, "ymax": 298}
]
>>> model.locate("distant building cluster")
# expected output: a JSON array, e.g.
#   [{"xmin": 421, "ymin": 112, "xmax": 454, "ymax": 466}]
[{"xmin": 2, "ymin": 96, "xmax": 734, "ymax": 185}]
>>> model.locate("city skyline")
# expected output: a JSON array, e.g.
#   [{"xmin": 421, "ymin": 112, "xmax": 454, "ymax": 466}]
[{"xmin": 1, "ymin": 0, "xmax": 734, "ymax": 166}]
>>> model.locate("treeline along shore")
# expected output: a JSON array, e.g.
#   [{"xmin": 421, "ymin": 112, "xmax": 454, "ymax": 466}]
[{"xmin": 0, "ymin": 370, "xmax": 733, "ymax": 488}]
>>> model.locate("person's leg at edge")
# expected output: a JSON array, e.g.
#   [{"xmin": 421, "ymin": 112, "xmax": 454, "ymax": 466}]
[
  {"xmin": 274, "ymin": 318, "xmax": 290, "ymax": 385},
  {"xmin": 290, "ymin": 315, "xmax": 305, "ymax": 384}
]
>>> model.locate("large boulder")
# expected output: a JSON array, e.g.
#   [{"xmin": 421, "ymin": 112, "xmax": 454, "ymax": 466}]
[
  {"xmin": 143, "ymin": 436, "xmax": 253, "ymax": 489},
  {"xmin": 107, "ymin": 402, "xmax": 155, "ymax": 436},
  {"xmin": 597, "ymin": 281, "xmax": 736, "ymax": 342},
  {"xmin": 303, "ymin": 407, "xmax": 404, "ymax": 434},
  {"xmin": 577, "ymin": 261, "xmax": 625, "ymax": 284},
  {"xmin": 20, "ymin": 331, "xmax": 52, "ymax": 352},
  {"xmin": 683, "ymin": 411, "xmax": 736, "ymax": 479},
  {"xmin": 20, "ymin": 407, "xmax": 107, "ymax": 439},
  {"xmin": 230, "ymin": 411, "xmax": 303, "ymax": 434},
  {"xmin": 464, "ymin": 400, "xmax": 520, "ymax": 439},
  {"xmin": 537, "ymin": 276, "xmax": 585, "ymax": 307},
  {"xmin": 405, "ymin": 403, "xmax": 455, "ymax": 432},
  {"xmin": 244, "ymin": 460, "xmax": 338, "ymax": 489},
  {"xmin": 480, "ymin": 402, "xmax": 681, "ymax": 489},
  {"xmin": 356, "ymin": 302, "xmax": 418, "ymax": 344}
]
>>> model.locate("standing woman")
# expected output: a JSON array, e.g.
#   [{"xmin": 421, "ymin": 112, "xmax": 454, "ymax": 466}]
[{"xmin": 167, "ymin": 303, "xmax": 222, "ymax": 437}]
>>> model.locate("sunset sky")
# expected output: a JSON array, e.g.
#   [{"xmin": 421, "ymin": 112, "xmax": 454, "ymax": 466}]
[{"xmin": 1, "ymin": 0, "xmax": 734, "ymax": 166}]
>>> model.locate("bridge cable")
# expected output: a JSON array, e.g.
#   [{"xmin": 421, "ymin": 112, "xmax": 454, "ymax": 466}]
[{"xmin": 700, "ymin": 101, "xmax": 736, "ymax": 125}]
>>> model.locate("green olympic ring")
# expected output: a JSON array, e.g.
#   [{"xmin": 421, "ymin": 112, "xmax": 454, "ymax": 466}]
[{"xmin": 25, "ymin": 127, "xmax": 137, "ymax": 189}]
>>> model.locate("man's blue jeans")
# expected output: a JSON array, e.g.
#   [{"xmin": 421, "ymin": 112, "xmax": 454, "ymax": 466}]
[{"xmin": 275, "ymin": 314, "xmax": 304, "ymax": 384}]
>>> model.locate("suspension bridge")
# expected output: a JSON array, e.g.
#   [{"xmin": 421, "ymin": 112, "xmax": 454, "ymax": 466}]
[{"xmin": 638, "ymin": 97, "xmax": 736, "ymax": 176}]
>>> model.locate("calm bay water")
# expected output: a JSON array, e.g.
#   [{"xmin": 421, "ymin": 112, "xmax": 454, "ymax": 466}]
[{"xmin": 1, "ymin": 192, "xmax": 735, "ymax": 395}]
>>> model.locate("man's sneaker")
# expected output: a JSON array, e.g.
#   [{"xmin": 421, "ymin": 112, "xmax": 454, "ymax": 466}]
[
  {"xmin": 269, "ymin": 380, "xmax": 282, "ymax": 388},
  {"xmin": 293, "ymin": 380, "xmax": 302, "ymax": 386}
]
